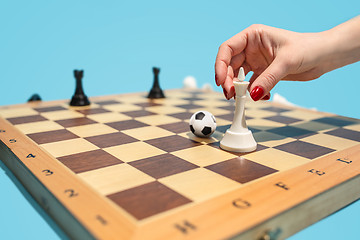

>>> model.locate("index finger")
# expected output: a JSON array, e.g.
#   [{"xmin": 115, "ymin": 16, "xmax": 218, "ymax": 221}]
[{"xmin": 215, "ymin": 32, "xmax": 248, "ymax": 86}]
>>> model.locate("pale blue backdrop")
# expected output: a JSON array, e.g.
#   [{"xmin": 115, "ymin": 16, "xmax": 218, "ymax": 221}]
[{"xmin": 0, "ymin": 0, "xmax": 359, "ymax": 239}]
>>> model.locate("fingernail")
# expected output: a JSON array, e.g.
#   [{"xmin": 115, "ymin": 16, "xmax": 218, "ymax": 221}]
[
  {"xmin": 223, "ymin": 88, "xmax": 228, "ymax": 100},
  {"xmin": 250, "ymin": 86, "xmax": 264, "ymax": 101},
  {"xmin": 229, "ymin": 86, "xmax": 235, "ymax": 99},
  {"xmin": 262, "ymin": 94, "xmax": 270, "ymax": 100},
  {"xmin": 215, "ymin": 74, "xmax": 219, "ymax": 86}
]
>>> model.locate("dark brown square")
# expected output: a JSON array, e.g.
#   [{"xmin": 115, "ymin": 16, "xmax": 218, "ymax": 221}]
[
  {"xmin": 216, "ymin": 113, "xmax": 234, "ymax": 121},
  {"xmin": 175, "ymin": 103, "xmax": 202, "ymax": 110},
  {"xmin": 216, "ymin": 125, "xmax": 231, "ymax": 133},
  {"xmin": 107, "ymin": 181, "xmax": 191, "ymax": 220},
  {"xmin": 169, "ymin": 112, "xmax": 193, "ymax": 120},
  {"xmin": 27, "ymin": 129, "xmax": 79, "ymax": 144},
  {"xmin": 135, "ymin": 101, "xmax": 161, "ymax": 107},
  {"xmin": 85, "ymin": 132, "xmax": 138, "ymax": 148},
  {"xmin": 314, "ymin": 117, "xmax": 358, "ymax": 127},
  {"xmin": 221, "ymin": 104, "xmax": 236, "ymax": 111},
  {"xmin": 183, "ymin": 97, "xmax": 203, "ymax": 101},
  {"xmin": 208, "ymin": 142, "xmax": 268, "ymax": 154},
  {"xmin": 265, "ymin": 115, "xmax": 301, "ymax": 124},
  {"xmin": 76, "ymin": 108, "xmax": 110, "ymax": 115},
  {"xmin": 34, "ymin": 106, "xmax": 67, "ymax": 112},
  {"xmin": 206, "ymin": 157, "xmax": 277, "ymax": 183},
  {"xmin": 130, "ymin": 153, "xmax": 197, "ymax": 179},
  {"xmin": 325, "ymin": 128, "xmax": 360, "ymax": 142},
  {"xmin": 275, "ymin": 140, "xmax": 335, "ymax": 159},
  {"xmin": 261, "ymin": 106, "xmax": 290, "ymax": 113},
  {"xmin": 106, "ymin": 120, "xmax": 148, "ymax": 131},
  {"xmin": 122, "ymin": 110, "xmax": 156, "ymax": 118},
  {"xmin": 57, "ymin": 149, "xmax": 123, "ymax": 173},
  {"xmin": 145, "ymin": 135, "xmax": 202, "ymax": 152},
  {"xmin": 267, "ymin": 126, "xmax": 315, "ymax": 139},
  {"xmin": 158, "ymin": 121, "xmax": 189, "ymax": 134},
  {"xmin": 7, "ymin": 115, "xmax": 47, "ymax": 125},
  {"xmin": 55, "ymin": 117, "xmax": 97, "ymax": 128},
  {"xmin": 94, "ymin": 100, "xmax": 121, "ymax": 105}
]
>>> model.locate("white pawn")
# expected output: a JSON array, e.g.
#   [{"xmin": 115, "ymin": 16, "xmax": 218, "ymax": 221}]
[
  {"xmin": 183, "ymin": 76, "xmax": 197, "ymax": 89},
  {"xmin": 220, "ymin": 67, "xmax": 257, "ymax": 152}
]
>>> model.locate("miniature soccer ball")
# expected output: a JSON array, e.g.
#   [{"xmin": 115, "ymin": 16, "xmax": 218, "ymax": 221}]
[{"xmin": 189, "ymin": 111, "xmax": 216, "ymax": 138}]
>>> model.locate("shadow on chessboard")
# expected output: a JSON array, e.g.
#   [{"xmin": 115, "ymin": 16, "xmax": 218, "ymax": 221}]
[{"xmin": 0, "ymin": 160, "xmax": 70, "ymax": 240}]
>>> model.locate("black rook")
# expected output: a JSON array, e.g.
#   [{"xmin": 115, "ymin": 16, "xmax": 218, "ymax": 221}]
[
  {"xmin": 147, "ymin": 67, "xmax": 165, "ymax": 99},
  {"xmin": 70, "ymin": 69, "xmax": 90, "ymax": 106}
]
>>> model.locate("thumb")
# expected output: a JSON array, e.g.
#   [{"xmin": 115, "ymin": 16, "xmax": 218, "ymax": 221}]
[{"xmin": 249, "ymin": 58, "xmax": 288, "ymax": 101}]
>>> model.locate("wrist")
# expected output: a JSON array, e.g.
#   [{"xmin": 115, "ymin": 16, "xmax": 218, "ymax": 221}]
[{"xmin": 323, "ymin": 16, "xmax": 360, "ymax": 72}]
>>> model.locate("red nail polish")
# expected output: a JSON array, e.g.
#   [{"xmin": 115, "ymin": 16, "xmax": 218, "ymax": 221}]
[
  {"xmin": 262, "ymin": 94, "xmax": 270, "ymax": 100},
  {"xmin": 223, "ymin": 88, "xmax": 228, "ymax": 99},
  {"xmin": 250, "ymin": 86, "xmax": 264, "ymax": 101},
  {"xmin": 230, "ymin": 86, "xmax": 235, "ymax": 99},
  {"xmin": 215, "ymin": 74, "xmax": 219, "ymax": 86}
]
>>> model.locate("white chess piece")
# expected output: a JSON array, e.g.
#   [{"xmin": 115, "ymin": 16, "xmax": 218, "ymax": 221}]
[{"xmin": 220, "ymin": 67, "xmax": 257, "ymax": 152}]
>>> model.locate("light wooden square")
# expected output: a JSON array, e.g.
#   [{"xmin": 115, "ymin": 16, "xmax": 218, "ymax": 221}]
[
  {"xmin": 344, "ymin": 123, "xmax": 360, "ymax": 132},
  {"xmin": 122, "ymin": 126, "xmax": 174, "ymax": 141},
  {"xmin": 197, "ymin": 92, "xmax": 224, "ymax": 100},
  {"xmin": 244, "ymin": 148, "xmax": 310, "ymax": 171},
  {"xmin": 87, "ymin": 112, "xmax": 131, "ymax": 123},
  {"xmin": 115, "ymin": 95, "xmax": 149, "ymax": 104},
  {"xmin": 166, "ymin": 91, "xmax": 193, "ymax": 99},
  {"xmin": 245, "ymin": 109, "xmax": 277, "ymax": 119},
  {"xmin": 193, "ymin": 100, "xmax": 229, "ymax": 108},
  {"xmin": 104, "ymin": 142, "xmax": 166, "ymax": 162},
  {"xmin": 41, "ymin": 110, "xmax": 84, "ymax": 121},
  {"xmin": 145, "ymin": 106, "xmax": 186, "ymax": 115},
  {"xmin": 172, "ymin": 145, "xmax": 236, "ymax": 167},
  {"xmin": 151, "ymin": 98, "xmax": 189, "ymax": 106},
  {"xmin": 281, "ymin": 109, "xmax": 333, "ymax": 121},
  {"xmin": 246, "ymin": 118, "xmax": 285, "ymax": 130},
  {"xmin": 40, "ymin": 138, "xmax": 99, "ymax": 158},
  {"xmin": 67, "ymin": 123, "xmax": 117, "ymax": 138},
  {"xmin": 190, "ymin": 107, "xmax": 230, "ymax": 116},
  {"xmin": 0, "ymin": 107, "xmax": 39, "ymax": 118},
  {"xmin": 159, "ymin": 168, "xmax": 239, "ymax": 202},
  {"xmin": 103, "ymin": 103, "xmax": 142, "ymax": 112},
  {"xmin": 15, "ymin": 121, "xmax": 64, "ymax": 134},
  {"xmin": 135, "ymin": 114, "xmax": 181, "ymax": 126},
  {"xmin": 301, "ymin": 133, "xmax": 359, "ymax": 151},
  {"xmin": 78, "ymin": 164, "xmax": 155, "ymax": 196}
]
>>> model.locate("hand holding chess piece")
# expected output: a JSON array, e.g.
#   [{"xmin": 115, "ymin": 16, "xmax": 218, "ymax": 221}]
[{"xmin": 220, "ymin": 67, "xmax": 257, "ymax": 152}]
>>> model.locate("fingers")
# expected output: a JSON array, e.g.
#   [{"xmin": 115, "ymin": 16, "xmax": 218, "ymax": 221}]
[
  {"xmin": 223, "ymin": 66, "xmax": 235, "ymax": 100},
  {"xmin": 249, "ymin": 57, "xmax": 288, "ymax": 101},
  {"xmin": 215, "ymin": 33, "xmax": 248, "ymax": 87}
]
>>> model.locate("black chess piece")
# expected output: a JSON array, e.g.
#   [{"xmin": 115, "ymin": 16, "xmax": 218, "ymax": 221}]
[
  {"xmin": 147, "ymin": 67, "xmax": 165, "ymax": 99},
  {"xmin": 28, "ymin": 93, "xmax": 42, "ymax": 102},
  {"xmin": 70, "ymin": 69, "xmax": 90, "ymax": 106}
]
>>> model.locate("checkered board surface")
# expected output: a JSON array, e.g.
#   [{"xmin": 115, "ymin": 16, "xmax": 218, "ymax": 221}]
[{"xmin": 0, "ymin": 89, "xmax": 359, "ymax": 239}]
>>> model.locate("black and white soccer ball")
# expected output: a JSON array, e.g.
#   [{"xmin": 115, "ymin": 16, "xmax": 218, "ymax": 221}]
[{"xmin": 189, "ymin": 111, "xmax": 216, "ymax": 138}]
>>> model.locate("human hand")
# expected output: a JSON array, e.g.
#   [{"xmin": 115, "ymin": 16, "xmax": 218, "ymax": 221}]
[{"xmin": 215, "ymin": 24, "xmax": 333, "ymax": 101}]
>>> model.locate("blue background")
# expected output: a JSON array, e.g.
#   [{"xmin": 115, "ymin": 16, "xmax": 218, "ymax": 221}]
[{"xmin": 0, "ymin": 1, "xmax": 359, "ymax": 239}]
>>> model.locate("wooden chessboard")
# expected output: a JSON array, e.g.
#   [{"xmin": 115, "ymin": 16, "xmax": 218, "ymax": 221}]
[{"xmin": 0, "ymin": 89, "xmax": 359, "ymax": 240}]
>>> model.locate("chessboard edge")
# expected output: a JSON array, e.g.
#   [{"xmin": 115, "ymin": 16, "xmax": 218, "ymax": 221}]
[
  {"xmin": 0, "ymin": 140, "xmax": 94, "ymax": 240},
  {"xmin": 0, "ymin": 117, "xmax": 139, "ymax": 240}
]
